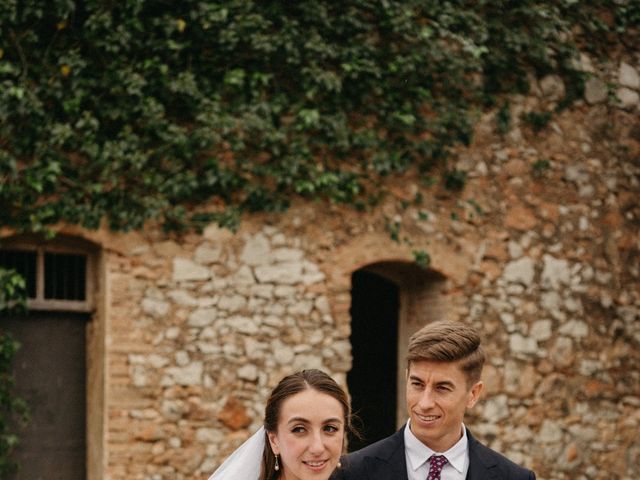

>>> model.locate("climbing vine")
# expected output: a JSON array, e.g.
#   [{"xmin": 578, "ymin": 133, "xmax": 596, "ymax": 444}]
[
  {"xmin": 0, "ymin": 0, "xmax": 636, "ymax": 234},
  {"xmin": 0, "ymin": 267, "xmax": 28, "ymax": 476}
]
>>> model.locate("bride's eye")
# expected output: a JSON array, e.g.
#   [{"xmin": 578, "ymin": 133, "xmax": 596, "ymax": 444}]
[{"xmin": 291, "ymin": 425, "xmax": 306, "ymax": 434}]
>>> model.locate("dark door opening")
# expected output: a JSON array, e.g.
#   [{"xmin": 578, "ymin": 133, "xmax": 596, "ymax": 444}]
[
  {"xmin": 2, "ymin": 311, "xmax": 88, "ymax": 480},
  {"xmin": 347, "ymin": 269, "xmax": 399, "ymax": 451}
]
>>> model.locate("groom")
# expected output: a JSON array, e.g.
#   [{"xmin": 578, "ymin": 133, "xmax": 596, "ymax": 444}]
[{"xmin": 332, "ymin": 320, "xmax": 535, "ymax": 480}]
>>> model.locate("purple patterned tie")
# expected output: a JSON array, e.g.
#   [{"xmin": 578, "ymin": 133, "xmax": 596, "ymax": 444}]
[{"xmin": 427, "ymin": 454, "xmax": 448, "ymax": 480}]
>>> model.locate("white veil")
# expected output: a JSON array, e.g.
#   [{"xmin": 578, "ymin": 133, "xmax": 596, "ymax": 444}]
[{"xmin": 208, "ymin": 426, "xmax": 266, "ymax": 480}]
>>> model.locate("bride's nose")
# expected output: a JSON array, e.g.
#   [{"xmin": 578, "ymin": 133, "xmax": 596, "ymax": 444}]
[{"xmin": 308, "ymin": 430, "xmax": 325, "ymax": 453}]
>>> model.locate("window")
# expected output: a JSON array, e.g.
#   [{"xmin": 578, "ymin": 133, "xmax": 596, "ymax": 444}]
[
  {"xmin": 44, "ymin": 252, "xmax": 87, "ymax": 301},
  {"xmin": 0, "ymin": 237, "xmax": 96, "ymax": 312}
]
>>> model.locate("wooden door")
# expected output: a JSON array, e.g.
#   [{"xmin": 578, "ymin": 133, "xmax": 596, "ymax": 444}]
[{"xmin": 2, "ymin": 312, "xmax": 87, "ymax": 480}]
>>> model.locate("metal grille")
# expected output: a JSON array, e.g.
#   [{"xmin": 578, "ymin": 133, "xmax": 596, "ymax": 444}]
[
  {"xmin": 0, "ymin": 249, "xmax": 37, "ymax": 298},
  {"xmin": 44, "ymin": 252, "xmax": 87, "ymax": 301}
]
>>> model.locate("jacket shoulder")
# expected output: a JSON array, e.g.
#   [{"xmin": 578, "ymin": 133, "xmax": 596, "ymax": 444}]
[{"xmin": 468, "ymin": 430, "xmax": 536, "ymax": 480}]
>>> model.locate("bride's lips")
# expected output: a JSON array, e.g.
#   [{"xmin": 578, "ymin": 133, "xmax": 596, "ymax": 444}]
[{"xmin": 303, "ymin": 459, "xmax": 329, "ymax": 471}]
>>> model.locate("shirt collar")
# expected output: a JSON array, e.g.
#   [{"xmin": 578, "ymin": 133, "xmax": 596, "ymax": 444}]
[{"xmin": 403, "ymin": 421, "xmax": 468, "ymax": 474}]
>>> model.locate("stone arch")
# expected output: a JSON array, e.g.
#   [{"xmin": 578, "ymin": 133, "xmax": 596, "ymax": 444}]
[
  {"xmin": 326, "ymin": 233, "xmax": 457, "ymax": 447},
  {"xmin": 0, "ymin": 232, "xmax": 106, "ymax": 480}
]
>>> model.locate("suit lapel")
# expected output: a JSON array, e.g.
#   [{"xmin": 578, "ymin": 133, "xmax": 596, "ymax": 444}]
[
  {"xmin": 466, "ymin": 429, "xmax": 499, "ymax": 480},
  {"xmin": 365, "ymin": 429, "xmax": 409, "ymax": 480}
]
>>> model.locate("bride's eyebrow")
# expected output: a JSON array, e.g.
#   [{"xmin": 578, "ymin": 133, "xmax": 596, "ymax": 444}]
[
  {"xmin": 285, "ymin": 417, "xmax": 343, "ymax": 425},
  {"xmin": 286, "ymin": 417, "xmax": 310, "ymax": 425},
  {"xmin": 322, "ymin": 418, "xmax": 343, "ymax": 424}
]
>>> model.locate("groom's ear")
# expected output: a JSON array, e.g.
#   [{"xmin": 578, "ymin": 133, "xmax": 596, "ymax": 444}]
[
  {"xmin": 466, "ymin": 381, "xmax": 484, "ymax": 409},
  {"xmin": 267, "ymin": 431, "xmax": 280, "ymax": 454}
]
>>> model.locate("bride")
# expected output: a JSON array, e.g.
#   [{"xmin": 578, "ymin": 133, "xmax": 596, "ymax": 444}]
[{"xmin": 209, "ymin": 369, "xmax": 354, "ymax": 480}]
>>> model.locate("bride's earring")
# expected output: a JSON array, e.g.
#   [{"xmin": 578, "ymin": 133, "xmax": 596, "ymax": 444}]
[{"xmin": 274, "ymin": 454, "xmax": 280, "ymax": 472}]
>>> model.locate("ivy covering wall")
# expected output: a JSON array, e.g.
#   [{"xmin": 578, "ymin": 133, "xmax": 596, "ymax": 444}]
[{"xmin": 1, "ymin": 0, "xmax": 636, "ymax": 234}]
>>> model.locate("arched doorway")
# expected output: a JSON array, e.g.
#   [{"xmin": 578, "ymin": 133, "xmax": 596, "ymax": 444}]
[
  {"xmin": 348, "ymin": 269, "xmax": 399, "ymax": 451},
  {"xmin": 347, "ymin": 262, "xmax": 448, "ymax": 450}
]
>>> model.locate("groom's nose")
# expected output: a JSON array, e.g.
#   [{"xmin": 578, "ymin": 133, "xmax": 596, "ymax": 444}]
[{"xmin": 417, "ymin": 388, "xmax": 436, "ymax": 409}]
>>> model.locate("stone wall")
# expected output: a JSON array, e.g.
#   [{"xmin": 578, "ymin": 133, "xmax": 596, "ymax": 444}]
[
  {"xmin": 101, "ymin": 223, "xmax": 351, "ymax": 479},
  {"xmin": 6, "ymin": 57, "xmax": 639, "ymax": 480}
]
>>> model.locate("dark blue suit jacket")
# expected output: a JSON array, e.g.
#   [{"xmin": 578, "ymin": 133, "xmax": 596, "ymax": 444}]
[{"xmin": 331, "ymin": 426, "xmax": 535, "ymax": 480}]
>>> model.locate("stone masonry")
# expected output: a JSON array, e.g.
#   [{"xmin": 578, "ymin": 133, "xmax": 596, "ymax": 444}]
[{"xmin": 4, "ymin": 55, "xmax": 639, "ymax": 480}]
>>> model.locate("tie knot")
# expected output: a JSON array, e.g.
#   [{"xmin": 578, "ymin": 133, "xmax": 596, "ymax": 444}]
[{"xmin": 427, "ymin": 455, "xmax": 448, "ymax": 480}]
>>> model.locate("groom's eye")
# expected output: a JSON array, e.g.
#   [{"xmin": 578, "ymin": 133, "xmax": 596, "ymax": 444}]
[{"xmin": 436, "ymin": 382, "xmax": 454, "ymax": 392}]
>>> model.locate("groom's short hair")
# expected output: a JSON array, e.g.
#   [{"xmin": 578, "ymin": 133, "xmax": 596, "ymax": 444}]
[{"xmin": 407, "ymin": 320, "xmax": 485, "ymax": 387}]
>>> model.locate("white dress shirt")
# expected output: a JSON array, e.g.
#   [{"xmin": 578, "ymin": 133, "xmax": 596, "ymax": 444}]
[{"xmin": 404, "ymin": 421, "xmax": 469, "ymax": 480}]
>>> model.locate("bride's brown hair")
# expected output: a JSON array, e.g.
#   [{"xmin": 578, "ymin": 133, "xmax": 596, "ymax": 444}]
[{"xmin": 259, "ymin": 369, "xmax": 353, "ymax": 480}]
